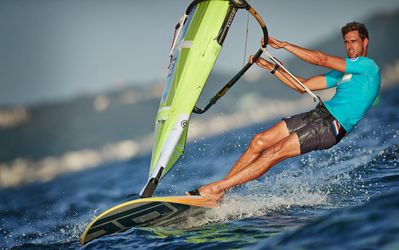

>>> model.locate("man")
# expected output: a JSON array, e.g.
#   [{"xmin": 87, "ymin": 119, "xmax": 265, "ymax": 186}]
[{"xmin": 187, "ymin": 21, "xmax": 381, "ymax": 202}]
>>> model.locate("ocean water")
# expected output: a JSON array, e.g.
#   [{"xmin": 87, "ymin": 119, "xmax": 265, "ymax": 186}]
[{"xmin": 1, "ymin": 86, "xmax": 398, "ymax": 249}]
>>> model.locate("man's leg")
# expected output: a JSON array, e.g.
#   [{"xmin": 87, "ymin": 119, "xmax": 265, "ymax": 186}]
[
  {"xmin": 197, "ymin": 132, "xmax": 301, "ymax": 201},
  {"xmin": 225, "ymin": 121, "xmax": 290, "ymax": 179}
]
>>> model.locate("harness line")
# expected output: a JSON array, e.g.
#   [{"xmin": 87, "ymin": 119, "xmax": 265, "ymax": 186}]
[{"xmin": 261, "ymin": 47, "xmax": 320, "ymax": 102}]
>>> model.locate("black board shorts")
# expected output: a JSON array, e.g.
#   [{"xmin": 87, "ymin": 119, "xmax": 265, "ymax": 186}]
[{"xmin": 283, "ymin": 104, "xmax": 347, "ymax": 154}]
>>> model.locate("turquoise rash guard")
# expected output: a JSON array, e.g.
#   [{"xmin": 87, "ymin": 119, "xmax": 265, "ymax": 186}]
[{"xmin": 323, "ymin": 57, "xmax": 381, "ymax": 133}]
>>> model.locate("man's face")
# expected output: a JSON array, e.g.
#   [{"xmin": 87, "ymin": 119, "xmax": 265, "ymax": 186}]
[{"xmin": 344, "ymin": 30, "xmax": 368, "ymax": 58}]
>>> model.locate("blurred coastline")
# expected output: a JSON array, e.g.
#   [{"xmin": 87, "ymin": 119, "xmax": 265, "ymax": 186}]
[{"xmin": 1, "ymin": 78, "xmax": 397, "ymax": 189}]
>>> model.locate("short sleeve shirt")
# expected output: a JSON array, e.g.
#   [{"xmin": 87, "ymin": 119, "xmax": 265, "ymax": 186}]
[{"xmin": 323, "ymin": 57, "xmax": 381, "ymax": 132}]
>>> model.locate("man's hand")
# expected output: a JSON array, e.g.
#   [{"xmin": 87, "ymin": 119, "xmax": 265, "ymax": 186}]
[
  {"xmin": 248, "ymin": 55, "xmax": 257, "ymax": 64},
  {"xmin": 268, "ymin": 37, "xmax": 287, "ymax": 49},
  {"xmin": 249, "ymin": 55, "xmax": 271, "ymax": 70}
]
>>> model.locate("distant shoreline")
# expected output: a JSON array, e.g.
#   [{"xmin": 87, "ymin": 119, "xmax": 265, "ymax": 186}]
[{"xmin": 1, "ymin": 80, "xmax": 397, "ymax": 189}]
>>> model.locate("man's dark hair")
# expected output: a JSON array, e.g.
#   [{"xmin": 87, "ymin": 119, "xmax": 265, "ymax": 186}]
[{"xmin": 341, "ymin": 22, "xmax": 369, "ymax": 40}]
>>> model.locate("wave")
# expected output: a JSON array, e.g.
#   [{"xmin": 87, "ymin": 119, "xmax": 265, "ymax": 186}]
[{"xmin": 256, "ymin": 188, "xmax": 399, "ymax": 250}]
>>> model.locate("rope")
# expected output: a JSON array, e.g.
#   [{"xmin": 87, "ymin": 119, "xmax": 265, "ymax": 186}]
[
  {"xmin": 243, "ymin": 10, "xmax": 250, "ymax": 67},
  {"xmin": 261, "ymin": 47, "xmax": 320, "ymax": 102}
]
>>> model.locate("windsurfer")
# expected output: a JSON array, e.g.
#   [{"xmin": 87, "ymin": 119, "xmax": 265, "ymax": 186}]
[{"xmin": 187, "ymin": 22, "xmax": 381, "ymax": 202}]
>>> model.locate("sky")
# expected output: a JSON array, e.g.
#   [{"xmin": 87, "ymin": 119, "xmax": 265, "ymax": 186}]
[{"xmin": 1, "ymin": 0, "xmax": 398, "ymax": 106}]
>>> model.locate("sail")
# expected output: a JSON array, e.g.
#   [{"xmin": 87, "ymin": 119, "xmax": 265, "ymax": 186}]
[
  {"xmin": 140, "ymin": 1, "xmax": 231, "ymax": 197},
  {"xmin": 140, "ymin": 0, "xmax": 269, "ymax": 198}
]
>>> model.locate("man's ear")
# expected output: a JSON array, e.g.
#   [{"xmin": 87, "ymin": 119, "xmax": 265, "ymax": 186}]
[{"xmin": 363, "ymin": 37, "xmax": 369, "ymax": 49}]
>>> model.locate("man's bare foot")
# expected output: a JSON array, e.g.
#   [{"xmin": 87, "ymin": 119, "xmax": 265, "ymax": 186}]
[{"xmin": 186, "ymin": 185, "xmax": 224, "ymax": 202}]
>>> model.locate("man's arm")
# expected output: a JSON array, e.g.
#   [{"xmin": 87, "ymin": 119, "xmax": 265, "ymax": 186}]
[
  {"xmin": 269, "ymin": 37, "xmax": 346, "ymax": 73},
  {"xmin": 250, "ymin": 56, "xmax": 328, "ymax": 94}
]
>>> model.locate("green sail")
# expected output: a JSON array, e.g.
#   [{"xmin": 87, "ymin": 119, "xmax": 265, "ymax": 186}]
[{"xmin": 140, "ymin": 1, "xmax": 230, "ymax": 197}]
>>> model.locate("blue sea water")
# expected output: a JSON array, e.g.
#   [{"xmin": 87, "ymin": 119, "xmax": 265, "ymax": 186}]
[{"xmin": 1, "ymin": 86, "xmax": 398, "ymax": 249}]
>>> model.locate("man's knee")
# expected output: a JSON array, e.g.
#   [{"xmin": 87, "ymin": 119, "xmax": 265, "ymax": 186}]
[
  {"xmin": 249, "ymin": 132, "xmax": 267, "ymax": 153},
  {"xmin": 249, "ymin": 121, "xmax": 292, "ymax": 153}
]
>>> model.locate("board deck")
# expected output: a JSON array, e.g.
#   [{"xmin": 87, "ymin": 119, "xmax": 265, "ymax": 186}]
[{"xmin": 80, "ymin": 196, "xmax": 217, "ymax": 245}]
